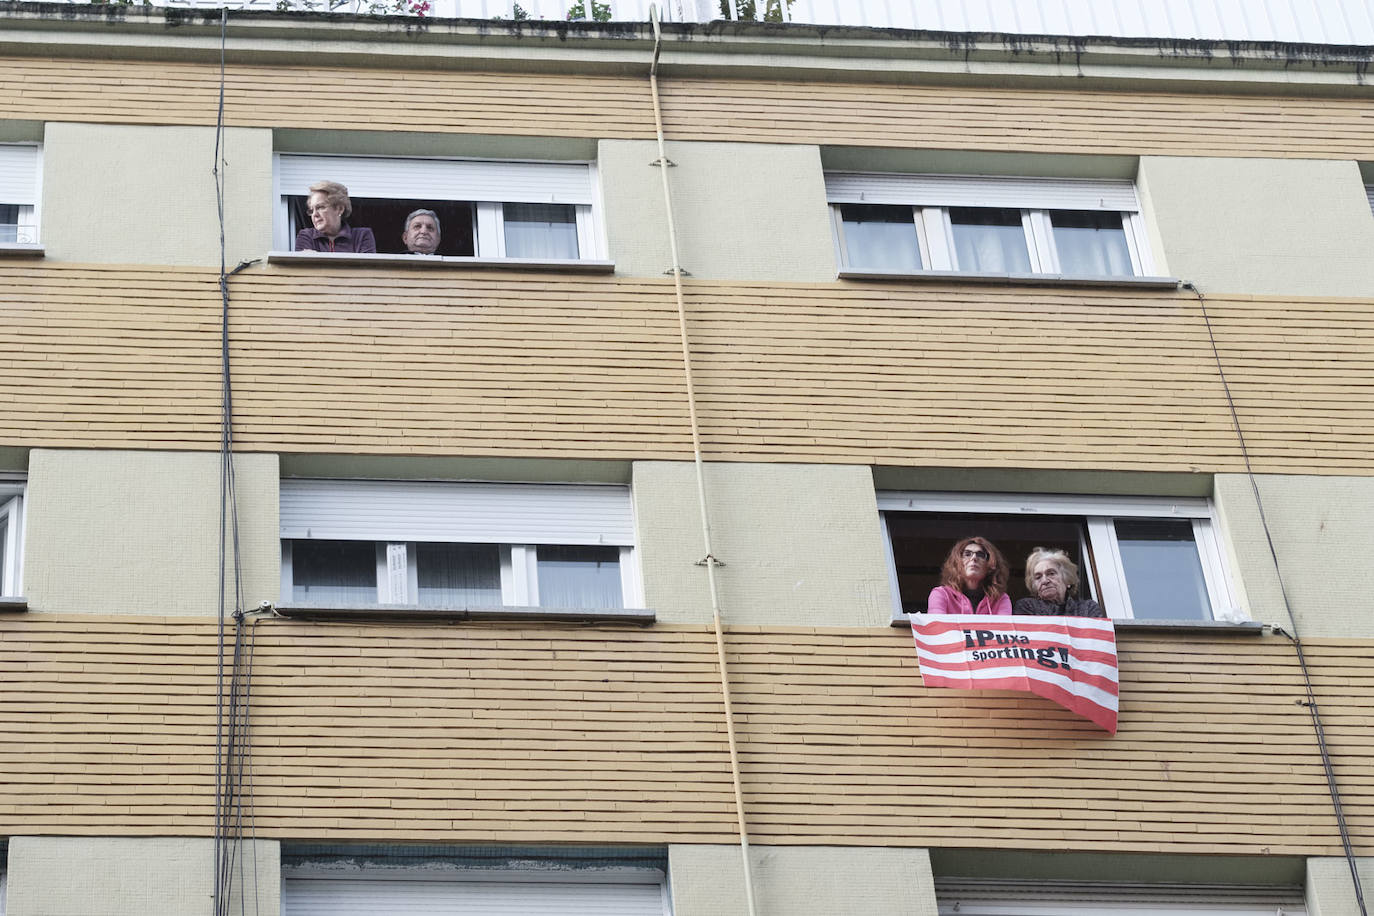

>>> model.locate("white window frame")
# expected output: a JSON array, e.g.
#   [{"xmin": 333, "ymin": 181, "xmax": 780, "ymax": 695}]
[
  {"xmin": 827, "ymin": 172, "xmax": 1154, "ymax": 277},
  {"xmin": 877, "ymin": 491, "xmax": 1240, "ymax": 622},
  {"xmin": 273, "ymin": 152, "xmax": 605, "ymax": 260},
  {"xmin": 0, "ymin": 479, "xmax": 25, "ymax": 598},
  {"xmin": 0, "ymin": 142, "xmax": 42, "ymax": 246},
  {"xmin": 279, "ymin": 480, "xmax": 641, "ymax": 610}
]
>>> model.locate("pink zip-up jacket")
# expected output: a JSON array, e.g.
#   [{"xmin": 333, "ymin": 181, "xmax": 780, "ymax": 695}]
[{"xmin": 925, "ymin": 585, "xmax": 1012, "ymax": 615}]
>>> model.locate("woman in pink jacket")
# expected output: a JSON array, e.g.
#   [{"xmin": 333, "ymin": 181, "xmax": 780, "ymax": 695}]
[{"xmin": 925, "ymin": 536, "xmax": 1012, "ymax": 615}]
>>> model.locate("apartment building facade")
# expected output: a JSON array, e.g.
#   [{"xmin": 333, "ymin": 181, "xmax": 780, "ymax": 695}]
[{"xmin": 0, "ymin": 2, "xmax": 1371, "ymax": 913}]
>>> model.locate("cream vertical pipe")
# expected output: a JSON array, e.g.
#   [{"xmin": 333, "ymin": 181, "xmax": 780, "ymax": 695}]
[{"xmin": 648, "ymin": 8, "xmax": 760, "ymax": 916}]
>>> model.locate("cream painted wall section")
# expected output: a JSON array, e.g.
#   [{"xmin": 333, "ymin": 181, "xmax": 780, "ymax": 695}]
[
  {"xmin": 633, "ymin": 461, "xmax": 893, "ymax": 625},
  {"xmin": 6, "ymin": 836, "xmax": 280, "ymax": 916},
  {"xmin": 1214, "ymin": 473, "xmax": 1374, "ymax": 637},
  {"xmin": 1138, "ymin": 156, "xmax": 1374, "ymax": 296},
  {"xmin": 42, "ymin": 123, "xmax": 272, "ymax": 266},
  {"xmin": 1305, "ymin": 856, "xmax": 1374, "ymax": 916},
  {"xmin": 598, "ymin": 139, "xmax": 837, "ymax": 281},
  {"xmin": 668, "ymin": 844, "xmax": 937, "ymax": 916},
  {"xmin": 23, "ymin": 449, "xmax": 279, "ymax": 615}
]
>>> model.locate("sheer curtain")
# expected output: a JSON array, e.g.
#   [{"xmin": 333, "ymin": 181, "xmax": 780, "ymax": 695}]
[
  {"xmin": 1052, "ymin": 211, "xmax": 1133, "ymax": 276},
  {"xmin": 537, "ymin": 545, "xmax": 622, "ymax": 608},
  {"xmin": 417, "ymin": 543, "xmax": 503, "ymax": 607},
  {"xmin": 292, "ymin": 540, "xmax": 378, "ymax": 605},
  {"xmin": 840, "ymin": 204, "xmax": 921, "ymax": 270},
  {"xmin": 950, "ymin": 207, "xmax": 1031, "ymax": 272},
  {"xmin": 504, "ymin": 203, "xmax": 579, "ymax": 259}
]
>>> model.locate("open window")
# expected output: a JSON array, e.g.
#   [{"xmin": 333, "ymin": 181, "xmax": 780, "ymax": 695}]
[
  {"xmin": 0, "ymin": 480, "xmax": 24, "ymax": 599},
  {"xmin": 0, "ymin": 143, "xmax": 41, "ymax": 246},
  {"xmin": 878, "ymin": 492, "xmax": 1238, "ymax": 621},
  {"xmin": 827, "ymin": 173, "xmax": 1155, "ymax": 278},
  {"xmin": 273, "ymin": 153, "xmax": 603, "ymax": 260},
  {"xmin": 280, "ymin": 480, "xmax": 640, "ymax": 610}
]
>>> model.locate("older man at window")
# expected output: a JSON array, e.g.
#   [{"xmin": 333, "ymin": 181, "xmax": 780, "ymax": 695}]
[
  {"xmin": 1013, "ymin": 547, "xmax": 1106, "ymax": 618},
  {"xmin": 402, "ymin": 209, "xmax": 441, "ymax": 255}
]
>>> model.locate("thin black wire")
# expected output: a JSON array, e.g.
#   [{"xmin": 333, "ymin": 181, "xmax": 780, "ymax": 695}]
[
  {"xmin": 1186, "ymin": 280, "xmax": 1367, "ymax": 916},
  {"xmin": 212, "ymin": 8, "xmax": 257, "ymax": 916}
]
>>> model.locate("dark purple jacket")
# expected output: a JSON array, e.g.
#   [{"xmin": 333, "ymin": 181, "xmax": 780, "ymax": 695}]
[{"xmin": 294, "ymin": 224, "xmax": 376, "ymax": 253}]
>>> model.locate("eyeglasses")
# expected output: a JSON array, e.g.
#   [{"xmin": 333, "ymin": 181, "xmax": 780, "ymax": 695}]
[{"xmin": 961, "ymin": 548, "xmax": 990, "ymax": 561}]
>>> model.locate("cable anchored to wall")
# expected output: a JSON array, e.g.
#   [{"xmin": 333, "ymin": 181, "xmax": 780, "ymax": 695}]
[
  {"xmin": 648, "ymin": 7, "xmax": 759, "ymax": 916},
  {"xmin": 1186, "ymin": 280, "xmax": 1367, "ymax": 916}
]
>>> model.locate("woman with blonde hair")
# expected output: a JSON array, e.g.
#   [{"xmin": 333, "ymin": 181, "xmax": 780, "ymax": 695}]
[
  {"xmin": 1013, "ymin": 547, "xmax": 1106, "ymax": 618},
  {"xmin": 294, "ymin": 179, "xmax": 376, "ymax": 253},
  {"xmin": 925, "ymin": 536, "xmax": 1011, "ymax": 615}
]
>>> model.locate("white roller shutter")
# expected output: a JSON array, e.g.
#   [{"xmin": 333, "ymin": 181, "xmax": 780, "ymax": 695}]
[
  {"xmin": 0, "ymin": 144, "xmax": 38, "ymax": 205},
  {"xmin": 275, "ymin": 153, "xmax": 595, "ymax": 205},
  {"xmin": 280, "ymin": 480, "xmax": 635, "ymax": 546},
  {"xmin": 284, "ymin": 871, "xmax": 667, "ymax": 916},
  {"xmin": 824, "ymin": 172, "xmax": 1140, "ymax": 212}
]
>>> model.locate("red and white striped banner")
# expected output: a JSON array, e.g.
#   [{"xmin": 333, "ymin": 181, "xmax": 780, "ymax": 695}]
[{"xmin": 911, "ymin": 614, "xmax": 1119, "ymax": 734}]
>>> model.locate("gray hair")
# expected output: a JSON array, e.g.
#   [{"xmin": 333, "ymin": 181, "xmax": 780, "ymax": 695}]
[
  {"xmin": 1024, "ymin": 547, "xmax": 1080, "ymax": 595},
  {"xmin": 404, "ymin": 208, "xmax": 441, "ymax": 236},
  {"xmin": 307, "ymin": 180, "xmax": 352, "ymax": 218}
]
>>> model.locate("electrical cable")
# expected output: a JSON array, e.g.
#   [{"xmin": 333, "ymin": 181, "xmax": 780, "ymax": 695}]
[
  {"xmin": 1186, "ymin": 280, "xmax": 1367, "ymax": 916},
  {"xmin": 647, "ymin": 8, "xmax": 759, "ymax": 915},
  {"xmin": 211, "ymin": 9, "xmax": 258, "ymax": 916}
]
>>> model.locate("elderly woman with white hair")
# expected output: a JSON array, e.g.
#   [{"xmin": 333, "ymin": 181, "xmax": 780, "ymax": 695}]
[
  {"xmin": 294, "ymin": 179, "xmax": 376, "ymax": 253},
  {"xmin": 1012, "ymin": 547, "xmax": 1107, "ymax": 618}
]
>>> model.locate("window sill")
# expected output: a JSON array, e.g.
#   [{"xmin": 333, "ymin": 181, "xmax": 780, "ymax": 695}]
[
  {"xmin": 839, "ymin": 268, "xmax": 1180, "ymax": 289},
  {"xmin": 274, "ymin": 602, "xmax": 654, "ymax": 625},
  {"xmin": 267, "ymin": 251, "xmax": 615, "ymax": 273},
  {"xmin": 0, "ymin": 244, "xmax": 43, "ymax": 258},
  {"xmin": 0, "ymin": 597, "xmax": 28, "ymax": 612},
  {"xmin": 891, "ymin": 611, "xmax": 1262, "ymax": 634}
]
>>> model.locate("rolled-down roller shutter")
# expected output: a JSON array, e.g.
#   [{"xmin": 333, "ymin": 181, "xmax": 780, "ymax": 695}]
[
  {"xmin": 279, "ymin": 479, "xmax": 635, "ymax": 546},
  {"xmin": 275, "ymin": 153, "xmax": 595, "ymax": 205},
  {"xmin": 283, "ymin": 869, "xmax": 668, "ymax": 915},
  {"xmin": 824, "ymin": 172, "xmax": 1140, "ymax": 212},
  {"xmin": 0, "ymin": 145, "xmax": 37, "ymax": 206}
]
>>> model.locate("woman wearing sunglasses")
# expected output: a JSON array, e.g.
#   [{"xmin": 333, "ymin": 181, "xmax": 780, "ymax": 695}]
[{"xmin": 926, "ymin": 536, "xmax": 1012, "ymax": 615}]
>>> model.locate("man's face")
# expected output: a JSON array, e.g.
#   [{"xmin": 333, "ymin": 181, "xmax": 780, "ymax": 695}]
[{"xmin": 403, "ymin": 214, "xmax": 440, "ymax": 254}]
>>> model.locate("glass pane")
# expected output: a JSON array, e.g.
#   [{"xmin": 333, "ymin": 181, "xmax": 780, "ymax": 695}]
[
  {"xmin": 0, "ymin": 204, "xmax": 17, "ymax": 244},
  {"xmin": 1114, "ymin": 519, "xmax": 1211, "ymax": 620},
  {"xmin": 291, "ymin": 540, "xmax": 377, "ymax": 605},
  {"xmin": 839, "ymin": 204, "xmax": 921, "ymax": 270},
  {"xmin": 950, "ymin": 207, "xmax": 1031, "ymax": 272},
  {"xmin": 885, "ymin": 513, "xmax": 1090, "ymax": 613},
  {"xmin": 504, "ymin": 203, "xmax": 579, "ymax": 259},
  {"xmin": 537, "ymin": 545, "xmax": 622, "ymax": 609},
  {"xmin": 1052, "ymin": 210, "xmax": 1133, "ymax": 276},
  {"xmin": 416, "ymin": 542, "xmax": 502, "ymax": 607}
]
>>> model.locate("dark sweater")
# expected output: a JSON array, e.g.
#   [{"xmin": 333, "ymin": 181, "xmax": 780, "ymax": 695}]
[{"xmin": 1013, "ymin": 595, "xmax": 1107, "ymax": 618}]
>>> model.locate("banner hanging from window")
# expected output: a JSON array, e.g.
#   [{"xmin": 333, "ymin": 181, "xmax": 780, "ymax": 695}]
[{"xmin": 911, "ymin": 615, "xmax": 1119, "ymax": 734}]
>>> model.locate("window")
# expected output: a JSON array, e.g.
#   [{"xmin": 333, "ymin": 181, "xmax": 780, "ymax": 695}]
[
  {"xmin": 279, "ymin": 480, "xmax": 639, "ymax": 610},
  {"xmin": 1365, "ymin": 183, "xmax": 1374, "ymax": 218},
  {"xmin": 936, "ymin": 879, "xmax": 1307, "ymax": 915},
  {"xmin": 274, "ymin": 153, "xmax": 603, "ymax": 259},
  {"xmin": 282, "ymin": 846, "xmax": 671, "ymax": 916},
  {"xmin": 0, "ymin": 479, "xmax": 24, "ymax": 598},
  {"xmin": 878, "ymin": 492, "xmax": 1238, "ymax": 621},
  {"xmin": 0, "ymin": 143, "xmax": 41, "ymax": 245},
  {"xmin": 827, "ymin": 173, "xmax": 1154, "ymax": 278}
]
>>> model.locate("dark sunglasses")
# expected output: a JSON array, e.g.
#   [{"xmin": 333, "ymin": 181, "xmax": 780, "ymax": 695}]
[{"xmin": 961, "ymin": 548, "xmax": 990, "ymax": 561}]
